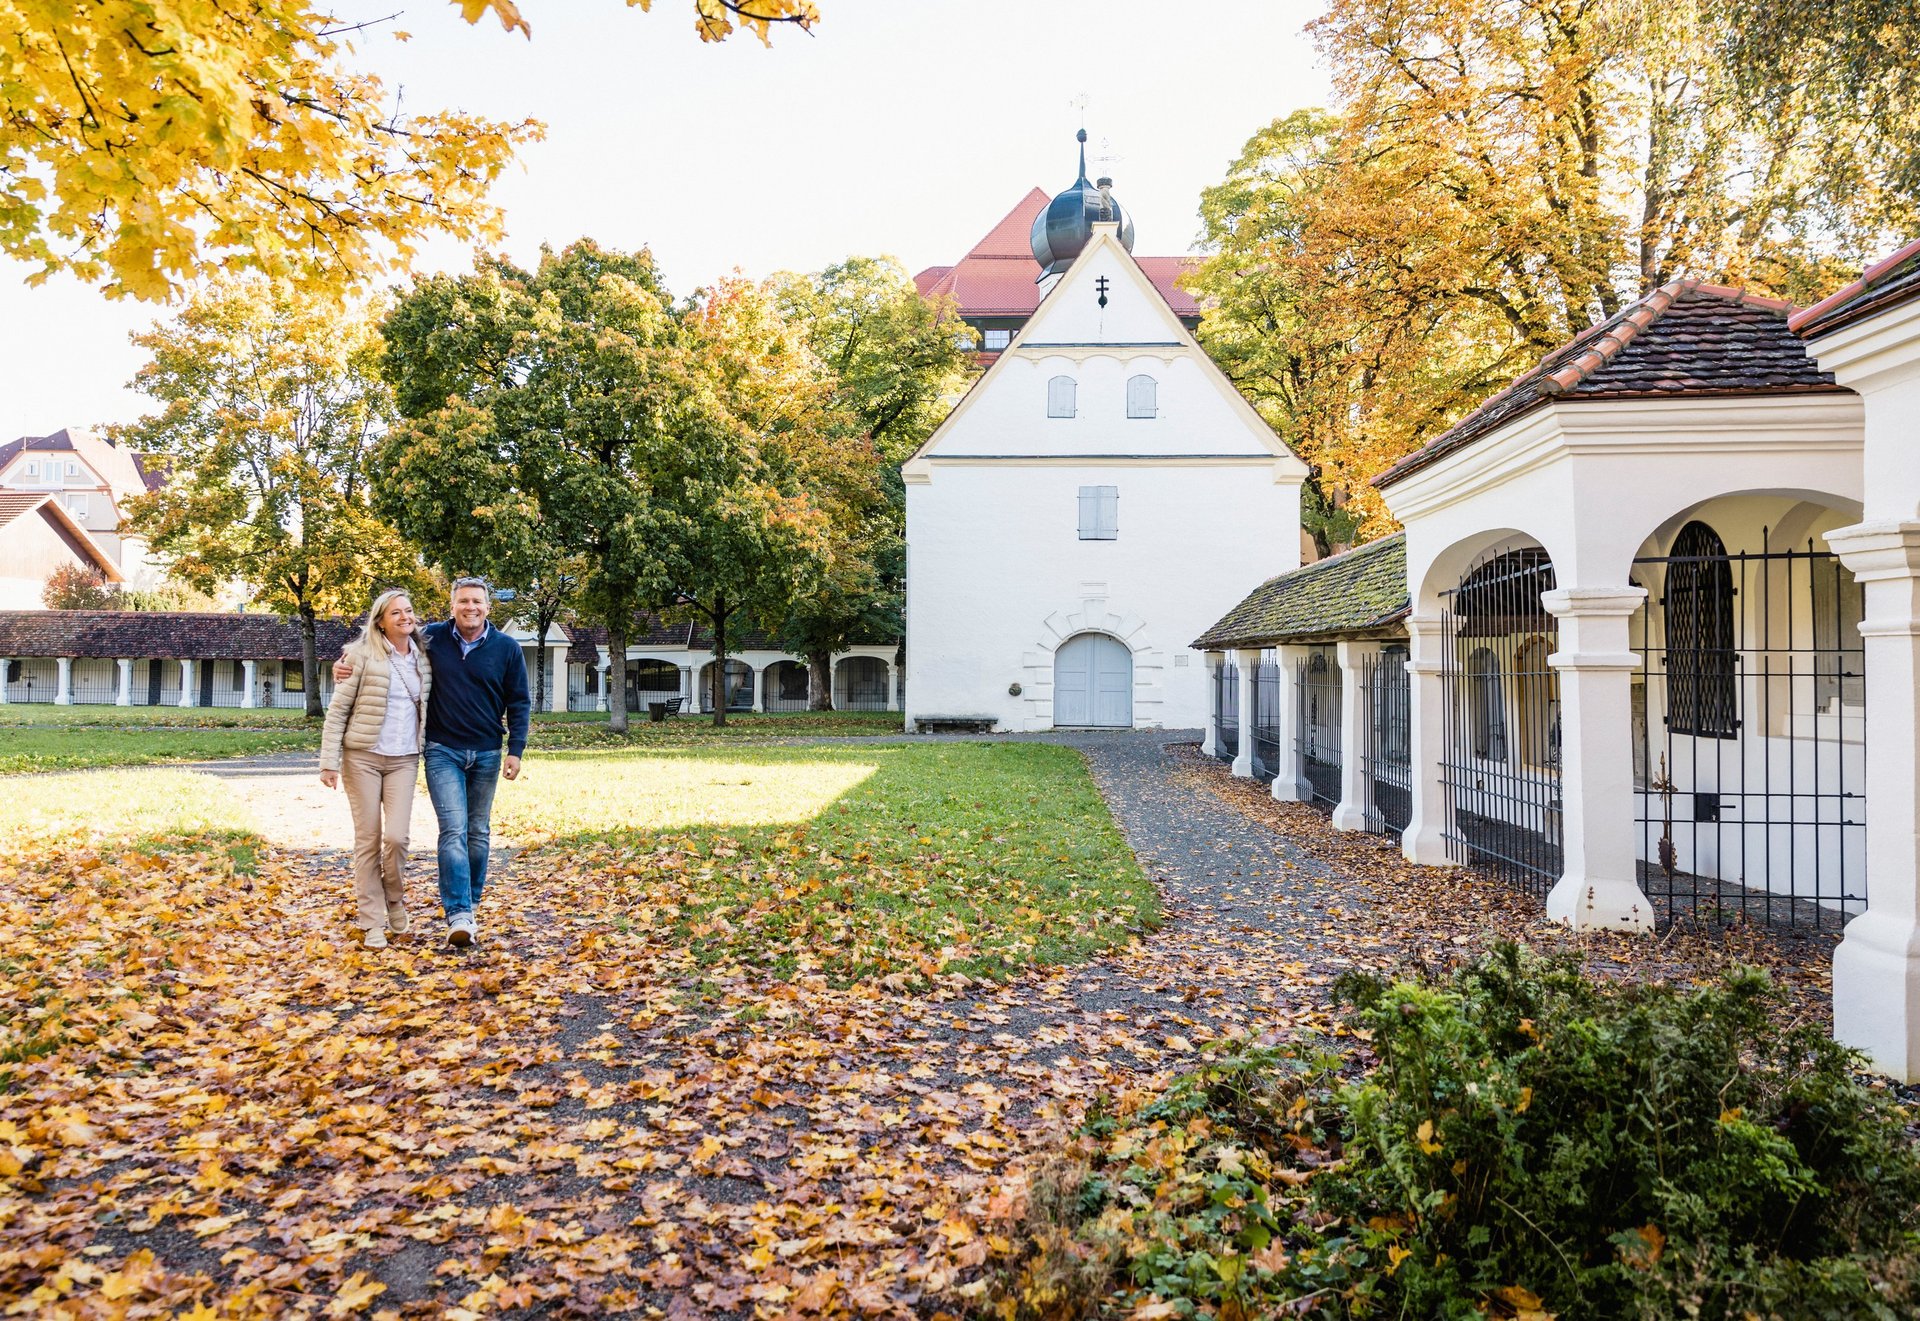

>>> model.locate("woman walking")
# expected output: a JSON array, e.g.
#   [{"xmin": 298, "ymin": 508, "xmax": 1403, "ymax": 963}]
[{"xmin": 320, "ymin": 589, "xmax": 434, "ymax": 948}]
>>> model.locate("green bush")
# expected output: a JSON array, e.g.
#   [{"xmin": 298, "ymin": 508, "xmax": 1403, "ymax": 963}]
[{"xmin": 988, "ymin": 944, "xmax": 1920, "ymax": 1320}]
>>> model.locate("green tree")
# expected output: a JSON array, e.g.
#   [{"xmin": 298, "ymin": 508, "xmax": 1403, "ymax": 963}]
[
  {"xmin": 764, "ymin": 257, "xmax": 967, "ymax": 704},
  {"xmin": 376, "ymin": 243, "xmax": 683, "ymax": 734},
  {"xmin": 119, "ymin": 277, "xmax": 430, "ymax": 716}
]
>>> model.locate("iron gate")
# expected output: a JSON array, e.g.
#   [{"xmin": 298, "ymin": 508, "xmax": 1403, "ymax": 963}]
[
  {"xmin": 1252, "ymin": 651, "xmax": 1284, "ymax": 780},
  {"xmin": 1362, "ymin": 646, "xmax": 1412, "ymax": 835},
  {"xmin": 1439, "ymin": 548, "xmax": 1564, "ymax": 898},
  {"xmin": 1213, "ymin": 658, "xmax": 1239, "ymax": 762},
  {"xmin": 1633, "ymin": 529, "xmax": 1866, "ymax": 931},
  {"xmin": 1295, "ymin": 649, "xmax": 1341, "ymax": 808}
]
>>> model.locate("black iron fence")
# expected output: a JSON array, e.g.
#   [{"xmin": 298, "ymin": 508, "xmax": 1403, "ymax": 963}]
[
  {"xmin": 1213, "ymin": 658, "xmax": 1239, "ymax": 762},
  {"xmin": 1633, "ymin": 532, "xmax": 1865, "ymax": 931},
  {"xmin": 1361, "ymin": 646, "xmax": 1412, "ymax": 836},
  {"xmin": 1295, "ymin": 649, "xmax": 1341, "ymax": 808},
  {"xmin": 1438, "ymin": 548, "xmax": 1564, "ymax": 899},
  {"xmin": 764, "ymin": 661, "xmax": 812, "ymax": 712},
  {"xmin": 841, "ymin": 657, "xmax": 890, "ymax": 712},
  {"xmin": 1251, "ymin": 652, "xmax": 1285, "ymax": 780}
]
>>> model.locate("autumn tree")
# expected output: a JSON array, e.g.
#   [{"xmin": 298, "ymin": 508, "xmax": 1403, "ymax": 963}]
[
  {"xmin": 377, "ymin": 243, "xmax": 691, "ymax": 734},
  {"xmin": 41, "ymin": 565, "xmax": 118, "ymax": 610},
  {"xmin": 1, "ymin": 1, "xmax": 820, "ymax": 302},
  {"xmin": 1191, "ymin": 0, "xmax": 1920, "ymax": 545},
  {"xmin": 120, "ymin": 277, "xmax": 431, "ymax": 717},
  {"xmin": 762, "ymin": 258, "xmax": 967, "ymax": 706}
]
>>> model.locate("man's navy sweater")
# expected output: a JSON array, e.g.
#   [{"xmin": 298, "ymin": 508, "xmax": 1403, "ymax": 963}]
[{"xmin": 422, "ymin": 621, "xmax": 531, "ymax": 757}]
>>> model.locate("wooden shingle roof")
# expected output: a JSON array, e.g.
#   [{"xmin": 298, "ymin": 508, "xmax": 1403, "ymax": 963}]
[
  {"xmin": 1375, "ymin": 281, "xmax": 1844, "ymax": 490},
  {"xmin": 0, "ymin": 611, "xmax": 353, "ymax": 660},
  {"xmin": 1193, "ymin": 533, "xmax": 1409, "ymax": 650}
]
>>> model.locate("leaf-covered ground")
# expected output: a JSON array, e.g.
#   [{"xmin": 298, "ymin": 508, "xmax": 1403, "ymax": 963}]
[{"xmin": 0, "ymin": 735, "xmax": 1858, "ymax": 1318}]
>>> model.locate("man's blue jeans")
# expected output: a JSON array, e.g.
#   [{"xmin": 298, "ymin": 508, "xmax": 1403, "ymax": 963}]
[{"xmin": 423, "ymin": 741, "xmax": 502, "ymax": 920}]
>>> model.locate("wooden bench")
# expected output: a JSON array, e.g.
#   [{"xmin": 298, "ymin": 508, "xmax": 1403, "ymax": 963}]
[{"xmin": 913, "ymin": 715, "xmax": 996, "ymax": 734}]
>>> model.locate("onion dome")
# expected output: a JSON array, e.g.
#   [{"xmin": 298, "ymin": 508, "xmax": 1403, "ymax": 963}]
[{"xmin": 1030, "ymin": 129, "xmax": 1135, "ymax": 278}]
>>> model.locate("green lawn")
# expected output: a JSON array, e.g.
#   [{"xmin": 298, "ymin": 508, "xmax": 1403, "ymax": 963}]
[
  {"xmin": 0, "ymin": 706, "xmax": 903, "ymax": 773},
  {"xmin": 498, "ymin": 741, "xmax": 1158, "ymax": 983},
  {"xmin": 0, "ymin": 726, "xmax": 320, "ymax": 774},
  {"xmin": 0, "ymin": 766, "xmax": 263, "ymax": 871}
]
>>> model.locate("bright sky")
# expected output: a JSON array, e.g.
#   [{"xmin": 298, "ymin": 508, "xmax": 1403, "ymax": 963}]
[{"xmin": 0, "ymin": 0, "xmax": 1330, "ymax": 441}]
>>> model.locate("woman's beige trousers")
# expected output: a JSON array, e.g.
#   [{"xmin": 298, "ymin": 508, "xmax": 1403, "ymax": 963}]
[{"xmin": 341, "ymin": 749, "xmax": 420, "ymax": 931}]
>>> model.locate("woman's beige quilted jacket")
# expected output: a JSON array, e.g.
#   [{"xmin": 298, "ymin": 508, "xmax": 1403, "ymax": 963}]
[{"xmin": 319, "ymin": 634, "xmax": 434, "ymax": 771}]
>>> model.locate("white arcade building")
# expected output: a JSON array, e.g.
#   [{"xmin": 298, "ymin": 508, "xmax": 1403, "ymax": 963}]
[{"xmin": 903, "ymin": 134, "xmax": 1306, "ymax": 732}]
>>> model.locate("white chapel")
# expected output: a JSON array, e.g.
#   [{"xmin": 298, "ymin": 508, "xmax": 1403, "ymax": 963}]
[{"xmin": 904, "ymin": 135, "xmax": 1307, "ymax": 731}]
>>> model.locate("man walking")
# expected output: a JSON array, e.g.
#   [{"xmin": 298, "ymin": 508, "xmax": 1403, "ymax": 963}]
[{"xmin": 337, "ymin": 577, "xmax": 529, "ymax": 946}]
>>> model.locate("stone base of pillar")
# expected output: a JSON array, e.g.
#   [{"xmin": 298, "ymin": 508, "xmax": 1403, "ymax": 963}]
[
  {"xmin": 1545, "ymin": 873, "xmax": 1654, "ymax": 932},
  {"xmin": 1270, "ymin": 772, "xmax": 1305, "ymax": 803},
  {"xmin": 1401, "ymin": 822, "xmax": 1452, "ymax": 866},
  {"xmin": 1330, "ymin": 801, "xmax": 1368, "ymax": 832},
  {"xmin": 1833, "ymin": 914, "xmax": 1920, "ymax": 1082},
  {"xmin": 1230, "ymin": 748, "xmax": 1252, "ymax": 777}
]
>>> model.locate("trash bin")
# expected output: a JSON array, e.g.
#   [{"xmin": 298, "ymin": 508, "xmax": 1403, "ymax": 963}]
[{"xmin": 648, "ymin": 700, "xmax": 668, "ymax": 723}]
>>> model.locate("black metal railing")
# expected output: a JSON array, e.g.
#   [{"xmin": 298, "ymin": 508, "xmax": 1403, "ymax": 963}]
[
  {"xmin": 841, "ymin": 658, "xmax": 890, "ymax": 712},
  {"xmin": 1633, "ymin": 533, "xmax": 1865, "ymax": 931},
  {"xmin": 1213, "ymin": 658, "xmax": 1239, "ymax": 762},
  {"xmin": 1251, "ymin": 652, "xmax": 1284, "ymax": 780},
  {"xmin": 1362, "ymin": 647, "xmax": 1412, "ymax": 836},
  {"xmin": 1439, "ymin": 548, "xmax": 1564, "ymax": 898},
  {"xmin": 1295, "ymin": 648, "xmax": 1341, "ymax": 808}
]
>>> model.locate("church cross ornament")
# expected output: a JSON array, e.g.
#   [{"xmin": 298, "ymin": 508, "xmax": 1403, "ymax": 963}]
[{"xmin": 1095, "ymin": 275, "xmax": 1110, "ymax": 308}]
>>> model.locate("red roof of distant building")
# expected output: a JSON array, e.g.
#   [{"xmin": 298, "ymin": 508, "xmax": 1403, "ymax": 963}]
[{"xmin": 914, "ymin": 189, "xmax": 1202, "ymax": 320}]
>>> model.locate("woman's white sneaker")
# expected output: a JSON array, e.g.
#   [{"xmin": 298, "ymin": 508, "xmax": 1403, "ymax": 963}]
[{"xmin": 364, "ymin": 927, "xmax": 389, "ymax": 949}]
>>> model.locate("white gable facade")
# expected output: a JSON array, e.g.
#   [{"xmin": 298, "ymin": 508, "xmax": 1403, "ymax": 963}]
[{"xmin": 904, "ymin": 223, "xmax": 1306, "ymax": 731}]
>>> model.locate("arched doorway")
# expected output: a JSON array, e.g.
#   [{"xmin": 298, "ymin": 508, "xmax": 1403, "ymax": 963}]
[
  {"xmin": 1053, "ymin": 633, "xmax": 1132, "ymax": 727},
  {"xmin": 698, "ymin": 660, "xmax": 753, "ymax": 712}
]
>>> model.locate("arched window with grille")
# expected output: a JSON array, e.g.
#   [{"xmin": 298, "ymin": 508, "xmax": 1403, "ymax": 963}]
[
  {"xmin": 1126, "ymin": 374, "xmax": 1157, "ymax": 418},
  {"xmin": 1666, "ymin": 521, "xmax": 1738, "ymax": 737},
  {"xmin": 1047, "ymin": 375, "xmax": 1077, "ymax": 418}
]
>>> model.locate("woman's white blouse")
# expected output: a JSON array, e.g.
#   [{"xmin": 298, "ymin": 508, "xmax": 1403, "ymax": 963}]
[{"xmin": 371, "ymin": 646, "xmax": 423, "ymax": 756}]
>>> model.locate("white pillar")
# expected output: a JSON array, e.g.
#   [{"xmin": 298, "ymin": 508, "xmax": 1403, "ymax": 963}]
[
  {"xmin": 1332, "ymin": 639, "xmax": 1382, "ymax": 831},
  {"xmin": 115, "ymin": 658, "xmax": 133, "ymax": 706},
  {"xmin": 1269, "ymin": 645, "xmax": 1308, "ymax": 801},
  {"xmin": 546, "ymin": 644, "xmax": 567, "ymax": 712},
  {"xmin": 1400, "ymin": 616, "xmax": 1453, "ymax": 864},
  {"xmin": 752, "ymin": 664, "xmax": 767, "ymax": 713},
  {"xmin": 885, "ymin": 660, "xmax": 899, "ymax": 712},
  {"xmin": 54, "ymin": 657, "xmax": 72, "ymax": 705},
  {"xmin": 1200, "ymin": 651, "xmax": 1222, "ymax": 757},
  {"xmin": 681, "ymin": 665, "xmax": 695, "ymax": 704},
  {"xmin": 595, "ymin": 657, "xmax": 610, "ymax": 713},
  {"xmin": 1827, "ymin": 522, "xmax": 1920, "ymax": 1079},
  {"xmin": 1230, "ymin": 648, "xmax": 1259, "ymax": 777},
  {"xmin": 178, "ymin": 658, "xmax": 196, "ymax": 707},
  {"xmin": 241, "ymin": 659, "xmax": 258, "ymax": 709},
  {"xmin": 0, "ymin": 660, "xmax": 11, "ymax": 704},
  {"xmin": 1541, "ymin": 587, "xmax": 1652, "ymax": 931}
]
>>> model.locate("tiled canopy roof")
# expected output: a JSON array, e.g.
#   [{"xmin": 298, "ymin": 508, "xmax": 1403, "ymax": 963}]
[
  {"xmin": 913, "ymin": 189, "xmax": 1202, "ymax": 320},
  {"xmin": 562, "ymin": 614, "xmax": 782, "ymax": 664},
  {"xmin": 1790, "ymin": 238, "xmax": 1920, "ymax": 340},
  {"xmin": 1374, "ymin": 281, "xmax": 1843, "ymax": 490},
  {"xmin": 0, "ymin": 610, "xmax": 354, "ymax": 660},
  {"xmin": 1193, "ymin": 533, "xmax": 1409, "ymax": 650}
]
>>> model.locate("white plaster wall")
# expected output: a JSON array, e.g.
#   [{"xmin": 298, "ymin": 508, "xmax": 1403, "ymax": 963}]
[{"xmin": 906, "ymin": 461, "xmax": 1298, "ymax": 730}]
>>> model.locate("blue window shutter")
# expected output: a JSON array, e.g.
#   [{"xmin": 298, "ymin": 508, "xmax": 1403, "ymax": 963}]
[
  {"xmin": 1079, "ymin": 485, "xmax": 1118, "ymax": 540},
  {"xmin": 1048, "ymin": 375, "xmax": 1076, "ymax": 418},
  {"xmin": 1126, "ymin": 374, "xmax": 1157, "ymax": 418}
]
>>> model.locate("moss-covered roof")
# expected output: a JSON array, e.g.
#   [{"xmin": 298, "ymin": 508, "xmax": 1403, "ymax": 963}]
[{"xmin": 1193, "ymin": 533, "xmax": 1409, "ymax": 649}]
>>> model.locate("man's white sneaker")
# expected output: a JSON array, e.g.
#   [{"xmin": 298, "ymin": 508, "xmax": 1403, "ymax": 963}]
[
  {"xmin": 447, "ymin": 914, "xmax": 475, "ymax": 948},
  {"xmin": 364, "ymin": 927, "xmax": 389, "ymax": 949}
]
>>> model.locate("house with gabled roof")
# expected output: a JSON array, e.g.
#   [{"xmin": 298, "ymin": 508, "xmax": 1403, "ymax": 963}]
[
  {"xmin": 0, "ymin": 492, "xmax": 125, "ymax": 609},
  {"xmin": 905, "ymin": 134, "xmax": 1307, "ymax": 732},
  {"xmin": 0, "ymin": 427, "xmax": 169, "ymax": 592}
]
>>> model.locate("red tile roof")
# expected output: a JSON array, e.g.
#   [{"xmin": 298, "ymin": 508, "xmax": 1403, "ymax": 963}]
[
  {"xmin": 1789, "ymin": 238, "xmax": 1920, "ymax": 340},
  {"xmin": 0, "ymin": 610, "xmax": 353, "ymax": 660},
  {"xmin": 914, "ymin": 189, "xmax": 1202, "ymax": 320},
  {"xmin": 1375, "ymin": 280, "xmax": 1843, "ymax": 490}
]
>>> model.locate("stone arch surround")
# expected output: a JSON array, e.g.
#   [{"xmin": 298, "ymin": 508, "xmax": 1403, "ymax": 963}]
[{"xmin": 1017, "ymin": 589, "xmax": 1166, "ymax": 731}]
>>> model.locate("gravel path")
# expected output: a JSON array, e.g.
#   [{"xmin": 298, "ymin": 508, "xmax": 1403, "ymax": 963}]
[{"xmin": 187, "ymin": 749, "xmax": 444, "ymax": 858}]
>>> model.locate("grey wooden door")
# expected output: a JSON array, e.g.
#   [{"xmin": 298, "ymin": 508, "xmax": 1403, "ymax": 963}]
[{"xmin": 1054, "ymin": 634, "xmax": 1132, "ymax": 727}]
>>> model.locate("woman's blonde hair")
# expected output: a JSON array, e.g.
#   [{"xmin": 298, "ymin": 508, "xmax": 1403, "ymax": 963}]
[{"xmin": 347, "ymin": 588, "xmax": 417, "ymax": 666}]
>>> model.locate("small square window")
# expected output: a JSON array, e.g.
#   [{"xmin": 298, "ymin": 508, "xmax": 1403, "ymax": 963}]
[
  {"xmin": 24, "ymin": 462, "xmax": 38, "ymax": 477},
  {"xmin": 65, "ymin": 462, "xmax": 78, "ymax": 477},
  {"xmin": 1078, "ymin": 485, "xmax": 1118, "ymax": 540},
  {"xmin": 984, "ymin": 329, "xmax": 1011, "ymax": 350}
]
